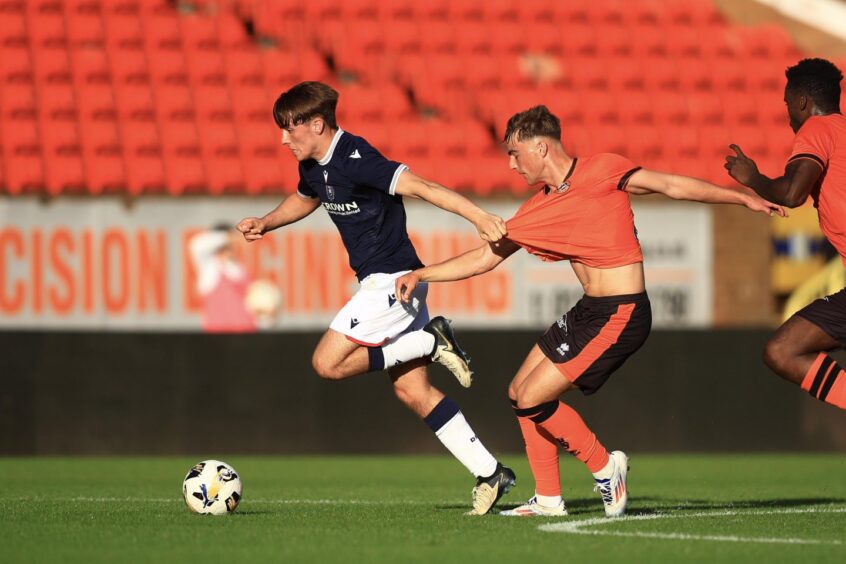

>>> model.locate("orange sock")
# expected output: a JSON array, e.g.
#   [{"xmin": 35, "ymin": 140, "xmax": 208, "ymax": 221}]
[
  {"xmin": 513, "ymin": 401, "xmax": 560, "ymax": 496},
  {"xmin": 520, "ymin": 400, "xmax": 609, "ymax": 473},
  {"xmin": 801, "ymin": 353, "xmax": 846, "ymax": 410}
]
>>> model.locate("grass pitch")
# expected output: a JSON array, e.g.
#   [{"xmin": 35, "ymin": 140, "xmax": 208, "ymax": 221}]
[{"xmin": 2, "ymin": 454, "xmax": 845, "ymax": 563}]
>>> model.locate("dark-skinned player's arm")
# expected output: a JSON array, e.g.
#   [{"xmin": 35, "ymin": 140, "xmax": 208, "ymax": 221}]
[
  {"xmin": 623, "ymin": 167, "xmax": 787, "ymax": 217},
  {"xmin": 395, "ymin": 239, "xmax": 521, "ymax": 303},
  {"xmin": 236, "ymin": 194, "xmax": 322, "ymax": 242},
  {"xmin": 724, "ymin": 144, "xmax": 823, "ymax": 208}
]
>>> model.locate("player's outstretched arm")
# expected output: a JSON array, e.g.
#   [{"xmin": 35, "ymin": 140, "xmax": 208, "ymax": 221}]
[
  {"xmin": 236, "ymin": 195, "xmax": 321, "ymax": 242},
  {"xmin": 394, "ymin": 171, "xmax": 507, "ymax": 242},
  {"xmin": 724, "ymin": 144, "xmax": 823, "ymax": 208},
  {"xmin": 396, "ymin": 240, "xmax": 520, "ymax": 303},
  {"xmin": 624, "ymin": 168, "xmax": 787, "ymax": 217}
]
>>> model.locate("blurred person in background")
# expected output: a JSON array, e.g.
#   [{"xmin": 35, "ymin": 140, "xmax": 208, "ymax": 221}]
[
  {"xmin": 190, "ymin": 223, "xmax": 257, "ymax": 333},
  {"xmin": 397, "ymin": 105, "xmax": 783, "ymax": 518},
  {"xmin": 237, "ymin": 81, "xmax": 515, "ymax": 515},
  {"xmin": 726, "ymin": 58, "xmax": 846, "ymax": 412}
]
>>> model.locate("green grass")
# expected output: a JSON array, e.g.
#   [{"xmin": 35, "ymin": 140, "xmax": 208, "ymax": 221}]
[{"xmin": 2, "ymin": 455, "xmax": 845, "ymax": 563}]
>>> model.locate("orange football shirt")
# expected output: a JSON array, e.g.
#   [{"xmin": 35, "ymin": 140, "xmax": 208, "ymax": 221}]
[
  {"xmin": 788, "ymin": 114, "xmax": 846, "ymax": 264},
  {"xmin": 505, "ymin": 153, "xmax": 643, "ymax": 268}
]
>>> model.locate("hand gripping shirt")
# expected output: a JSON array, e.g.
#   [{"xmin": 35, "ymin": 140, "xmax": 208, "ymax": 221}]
[
  {"xmin": 296, "ymin": 129, "xmax": 424, "ymax": 280},
  {"xmin": 787, "ymin": 114, "xmax": 846, "ymax": 264},
  {"xmin": 505, "ymin": 153, "xmax": 644, "ymax": 268}
]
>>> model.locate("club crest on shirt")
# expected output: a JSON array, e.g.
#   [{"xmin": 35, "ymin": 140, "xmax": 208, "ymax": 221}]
[{"xmin": 323, "ymin": 170, "xmax": 335, "ymax": 201}]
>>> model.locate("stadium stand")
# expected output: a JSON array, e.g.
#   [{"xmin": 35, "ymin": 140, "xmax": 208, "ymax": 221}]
[{"xmin": 0, "ymin": 0, "xmax": 843, "ymax": 195}]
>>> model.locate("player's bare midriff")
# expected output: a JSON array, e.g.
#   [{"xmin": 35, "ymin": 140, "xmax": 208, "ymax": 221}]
[{"xmin": 571, "ymin": 261, "xmax": 646, "ymax": 297}]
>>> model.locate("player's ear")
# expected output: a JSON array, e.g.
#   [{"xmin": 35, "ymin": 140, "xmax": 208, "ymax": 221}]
[
  {"xmin": 312, "ymin": 117, "xmax": 325, "ymax": 135},
  {"xmin": 536, "ymin": 140, "xmax": 548, "ymax": 158},
  {"xmin": 798, "ymin": 94, "xmax": 809, "ymax": 112}
]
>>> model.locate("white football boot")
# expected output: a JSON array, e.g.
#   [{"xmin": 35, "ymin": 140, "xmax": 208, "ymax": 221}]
[
  {"xmin": 593, "ymin": 450, "xmax": 629, "ymax": 517},
  {"xmin": 499, "ymin": 496, "xmax": 568, "ymax": 517}
]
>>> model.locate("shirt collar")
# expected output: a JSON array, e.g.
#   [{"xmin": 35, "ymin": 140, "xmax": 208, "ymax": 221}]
[{"xmin": 317, "ymin": 128, "xmax": 344, "ymax": 166}]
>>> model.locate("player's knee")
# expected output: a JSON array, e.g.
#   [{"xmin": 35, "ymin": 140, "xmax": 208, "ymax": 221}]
[
  {"xmin": 312, "ymin": 356, "xmax": 342, "ymax": 380},
  {"xmin": 514, "ymin": 382, "xmax": 544, "ymax": 410},
  {"xmin": 507, "ymin": 380, "xmax": 520, "ymax": 403},
  {"xmin": 762, "ymin": 337, "xmax": 790, "ymax": 377}
]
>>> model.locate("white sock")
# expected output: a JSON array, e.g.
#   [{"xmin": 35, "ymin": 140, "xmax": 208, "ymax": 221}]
[
  {"xmin": 535, "ymin": 493, "xmax": 562, "ymax": 507},
  {"xmin": 592, "ymin": 456, "xmax": 615, "ymax": 480},
  {"xmin": 381, "ymin": 330, "xmax": 435, "ymax": 367},
  {"xmin": 434, "ymin": 412, "xmax": 498, "ymax": 478}
]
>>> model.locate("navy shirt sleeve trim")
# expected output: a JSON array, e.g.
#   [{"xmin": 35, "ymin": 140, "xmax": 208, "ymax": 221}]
[{"xmin": 389, "ymin": 164, "xmax": 409, "ymax": 195}]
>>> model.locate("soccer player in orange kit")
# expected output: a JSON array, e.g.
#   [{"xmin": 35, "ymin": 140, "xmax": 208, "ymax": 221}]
[
  {"xmin": 726, "ymin": 58, "xmax": 846, "ymax": 412},
  {"xmin": 396, "ymin": 105, "xmax": 784, "ymax": 517}
]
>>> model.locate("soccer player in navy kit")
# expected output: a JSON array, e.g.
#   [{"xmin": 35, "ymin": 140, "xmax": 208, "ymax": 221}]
[{"xmin": 237, "ymin": 81, "xmax": 515, "ymax": 514}]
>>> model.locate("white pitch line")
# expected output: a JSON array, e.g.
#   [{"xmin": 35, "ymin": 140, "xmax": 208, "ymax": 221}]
[
  {"xmin": 0, "ymin": 497, "xmax": 460, "ymax": 506},
  {"xmin": 539, "ymin": 507, "xmax": 846, "ymax": 546}
]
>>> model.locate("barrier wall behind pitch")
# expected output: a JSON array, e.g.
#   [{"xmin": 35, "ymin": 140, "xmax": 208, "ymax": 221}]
[{"xmin": 3, "ymin": 330, "xmax": 844, "ymax": 455}]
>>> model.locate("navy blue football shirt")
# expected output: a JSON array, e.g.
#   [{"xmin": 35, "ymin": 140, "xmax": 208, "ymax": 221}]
[{"xmin": 296, "ymin": 129, "xmax": 424, "ymax": 280}]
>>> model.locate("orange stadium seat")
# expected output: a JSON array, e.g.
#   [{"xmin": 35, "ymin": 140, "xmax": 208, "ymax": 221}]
[
  {"xmin": 39, "ymin": 83, "xmax": 77, "ymax": 121},
  {"xmin": 186, "ymin": 50, "xmax": 226, "ymax": 86},
  {"xmin": 109, "ymin": 49, "xmax": 148, "ymax": 84},
  {"xmin": 198, "ymin": 121, "xmax": 244, "ymax": 195},
  {"xmin": 159, "ymin": 121, "xmax": 204, "ymax": 194},
  {"xmin": 147, "ymin": 50, "xmax": 188, "ymax": 85},
  {"xmin": 40, "ymin": 121, "xmax": 85, "ymax": 194},
  {"xmin": 66, "ymin": 11, "xmax": 105, "ymax": 48},
  {"xmin": 79, "ymin": 120, "xmax": 125, "ymax": 193},
  {"xmin": 180, "ymin": 15, "xmax": 221, "ymax": 52},
  {"xmin": 154, "ymin": 84, "xmax": 194, "ymax": 122},
  {"xmin": 32, "ymin": 48, "xmax": 72, "ymax": 84},
  {"xmin": 224, "ymin": 49, "xmax": 263, "ymax": 87},
  {"xmin": 103, "ymin": 13, "xmax": 144, "ymax": 51},
  {"xmin": 686, "ymin": 91, "xmax": 724, "ymax": 124},
  {"xmin": 71, "ymin": 48, "xmax": 111, "ymax": 85},
  {"xmin": 1, "ymin": 83, "xmax": 36, "ymax": 120},
  {"xmin": 0, "ymin": 117, "xmax": 43, "ymax": 193},
  {"xmin": 28, "ymin": 10, "xmax": 66, "ymax": 49},
  {"xmin": 143, "ymin": 12, "xmax": 181, "ymax": 51},
  {"xmin": 0, "ymin": 46, "xmax": 32, "ymax": 83},
  {"xmin": 76, "ymin": 83, "xmax": 117, "ymax": 121},
  {"xmin": 114, "ymin": 83, "xmax": 155, "ymax": 121},
  {"xmin": 194, "ymin": 85, "xmax": 233, "ymax": 122}
]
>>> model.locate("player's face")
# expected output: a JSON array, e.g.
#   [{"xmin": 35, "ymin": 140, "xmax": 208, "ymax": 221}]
[
  {"xmin": 506, "ymin": 137, "xmax": 545, "ymax": 185},
  {"xmin": 280, "ymin": 119, "xmax": 320, "ymax": 161}
]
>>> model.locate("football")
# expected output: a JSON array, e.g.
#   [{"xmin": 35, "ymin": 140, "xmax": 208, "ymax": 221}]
[{"xmin": 182, "ymin": 460, "xmax": 243, "ymax": 515}]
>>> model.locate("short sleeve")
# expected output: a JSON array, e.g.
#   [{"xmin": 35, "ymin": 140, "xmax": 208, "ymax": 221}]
[
  {"xmin": 587, "ymin": 153, "xmax": 641, "ymax": 192},
  {"xmin": 346, "ymin": 140, "xmax": 408, "ymax": 195},
  {"xmin": 296, "ymin": 165, "xmax": 316, "ymax": 199},
  {"xmin": 788, "ymin": 117, "xmax": 833, "ymax": 171}
]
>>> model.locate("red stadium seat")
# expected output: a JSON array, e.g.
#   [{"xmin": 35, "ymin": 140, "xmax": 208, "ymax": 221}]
[
  {"xmin": 114, "ymin": 83, "xmax": 155, "ymax": 121},
  {"xmin": 455, "ymin": 21, "xmax": 493, "ymax": 55},
  {"xmin": 686, "ymin": 92, "xmax": 723, "ymax": 125},
  {"xmin": 1, "ymin": 83, "xmax": 37, "ymax": 120},
  {"xmin": 198, "ymin": 121, "xmax": 244, "ymax": 194},
  {"xmin": 143, "ymin": 12, "xmax": 181, "ymax": 51},
  {"xmin": 180, "ymin": 15, "xmax": 220, "ymax": 52},
  {"xmin": 0, "ymin": 46, "xmax": 32, "ymax": 83},
  {"xmin": 231, "ymin": 84, "xmax": 271, "ymax": 124},
  {"xmin": 237, "ymin": 122, "xmax": 284, "ymax": 194},
  {"xmin": 418, "ymin": 21, "xmax": 457, "ymax": 55},
  {"xmin": 0, "ymin": 118, "xmax": 43, "ymax": 193},
  {"xmin": 660, "ymin": 124, "xmax": 701, "ymax": 160},
  {"xmin": 147, "ymin": 50, "xmax": 188, "ymax": 85},
  {"xmin": 103, "ymin": 13, "xmax": 144, "ymax": 51},
  {"xmin": 224, "ymin": 49, "xmax": 263, "ymax": 87},
  {"xmin": 109, "ymin": 49, "xmax": 148, "ymax": 84},
  {"xmin": 154, "ymin": 85, "xmax": 194, "ymax": 122},
  {"xmin": 27, "ymin": 11, "xmax": 67, "ymax": 49},
  {"xmin": 186, "ymin": 50, "xmax": 226, "ymax": 86},
  {"xmin": 40, "ymin": 121, "xmax": 85, "ymax": 194},
  {"xmin": 618, "ymin": 91, "xmax": 654, "ymax": 125},
  {"xmin": 39, "ymin": 83, "xmax": 77, "ymax": 121},
  {"xmin": 76, "ymin": 83, "xmax": 117, "ymax": 121},
  {"xmin": 193, "ymin": 85, "xmax": 233, "ymax": 122},
  {"xmin": 66, "ymin": 11, "xmax": 105, "ymax": 48},
  {"xmin": 159, "ymin": 121, "xmax": 204, "ymax": 194},
  {"xmin": 79, "ymin": 120, "xmax": 125, "ymax": 193},
  {"xmin": 0, "ymin": 9, "xmax": 27, "ymax": 48},
  {"xmin": 32, "ymin": 48, "xmax": 72, "ymax": 84},
  {"xmin": 651, "ymin": 91, "xmax": 689, "ymax": 125},
  {"xmin": 71, "ymin": 48, "xmax": 111, "ymax": 85}
]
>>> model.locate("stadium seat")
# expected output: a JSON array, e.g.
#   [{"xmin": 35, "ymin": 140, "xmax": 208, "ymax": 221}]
[
  {"xmin": 40, "ymin": 120, "xmax": 85, "ymax": 194},
  {"xmin": 114, "ymin": 83, "xmax": 156, "ymax": 121},
  {"xmin": 32, "ymin": 48, "xmax": 72, "ymax": 85},
  {"xmin": 66, "ymin": 11, "xmax": 105, "ymax": 48},
  {"xmin": 159, "ymin": 121, "xmax": 204, "ymax": 194},
  {"xmin": 180, "ymin": 15, "xmax": 220, "ymax": 52},
  {"xmin": 686, "ymin": 92, "xmax": 724, "ymax": 125},
  {"xmin": 0, "ymin": 46, "xmax": 32, "ymax": 83},
  {"xmin": 193, "ymin": 85, "xmax": 233, "ymax": 122},
  {"xmin": 0, "ymin": 8, "xmax": 27, "ymax": 48},
  {"xmin": 109, "ymin": 49, "xmax": 148, "ymax": 84},
  {"xmin": 39, "ymin": 83, "xmax": 77, "ymax": 121},
  {"xmin": 617, "ymin": 91, "xmax": 654, "ymax": 124},
  {"xmin": 1, "ymin": 83, "xmax": 37, "ymax": 120},
  {"xmin": 79, "ymin": 120, "xmax": 125, "ymax": 193},
  {"xmin": 224, "ymin": 49, "xmax": 262, "ymax": 87},
  {"xmin": 71, "ymin": 48, "xmax": 111, "ymax": 85},
  {"xmin": 651, "ymin": 91, "xmax": 689, "ymax": 124},
  {"xmin": 0, "ymin": 117, "xmax": 43, "ymax": 193},
  {"xmin": 147, "ymin": 50, "xmax": 188, "ymax": 85},
  {"xmin": 154, "ymin": 85, "xmax": 194, "ymax": 122},
  {"xmin": 27, "ymin": 11, "xmax": 67, "ymax": 49},
  {"xmin": 76, "ymin": 83, "xmax": 117, "ymax": 121},
  {"xmin": 237, "ymin": 122, "xmax": 283, "ymax": 194},
  {"xmin": 185, "ymin": 50, "xmax": 226, "ymax": 86},
  {"xmin": 103, "ymin": 13, "xmax": 144, "ymax": 51},
  {"xmin": 197, "ymin": 121, "xmax": 244, "ymax": 194},
  {"xmin": 143, "ymin": 12, "xmax": 181, "ymax": 50}
]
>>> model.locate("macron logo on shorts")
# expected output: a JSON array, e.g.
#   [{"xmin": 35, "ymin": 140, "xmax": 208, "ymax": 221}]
[
  {"xmin": 388, "ymin": 294, "xmax": 397, "ymax": 307},
  {"xmin": 350, "ymin": 318, "xmax": 360, "ymax": 329}
]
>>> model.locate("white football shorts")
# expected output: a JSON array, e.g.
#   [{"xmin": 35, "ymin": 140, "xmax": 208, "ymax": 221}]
[{"xmin": 329, "ymin": 270, "xmax": 429, "ymax": 346}]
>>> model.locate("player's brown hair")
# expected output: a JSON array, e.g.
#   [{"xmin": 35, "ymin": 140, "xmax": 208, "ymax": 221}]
[
  {"xmin": 273, "ymin": 81, "xmax": 339, "ymax": 129},
  {"xmin": 503, "ymin": 105, "xmax": 562, "ymax": 143}
]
